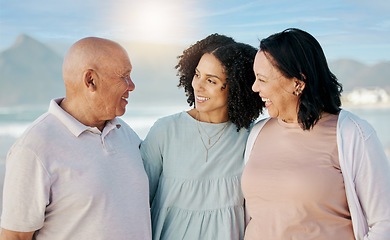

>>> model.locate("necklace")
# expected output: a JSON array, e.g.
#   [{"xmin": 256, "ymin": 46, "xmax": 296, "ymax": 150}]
[
  {"xmin": 198, "ymin": 116, "xmax": 228, "ymax": 145},
  {"xmin": 196, "ymin": 111, "xmax": 229, "ymax": 162}
]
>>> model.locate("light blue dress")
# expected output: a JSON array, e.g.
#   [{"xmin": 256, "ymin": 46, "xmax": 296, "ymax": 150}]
[{"xmin": 140, "ymin": 111, "xmax": 249, "ymax": 240}]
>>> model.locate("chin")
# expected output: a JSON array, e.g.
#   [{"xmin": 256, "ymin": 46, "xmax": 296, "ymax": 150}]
[
  {"xmin": 267, "ymin": 110, "xmax": 278, "ymax": 119},
  {"xmin": 117, "ymin": 111, "xmax": 126, "ymax": 117}
]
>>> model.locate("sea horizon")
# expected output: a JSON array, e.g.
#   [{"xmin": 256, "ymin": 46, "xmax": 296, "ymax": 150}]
[
  {"xmin": 0, "ymin": 102, "xmax": 389, "ymax": 160},
  {"xmin": 0, "ymin": 103, "xmax": 389, "ymax": 215}
]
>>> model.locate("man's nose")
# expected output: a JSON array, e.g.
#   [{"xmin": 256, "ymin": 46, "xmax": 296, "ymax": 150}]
[{"xmin": 126, "ymin": 77, "xmax": 135, "ymax": 91}]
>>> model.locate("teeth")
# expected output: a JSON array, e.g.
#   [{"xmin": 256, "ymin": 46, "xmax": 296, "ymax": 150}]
[
  {"xmin": 121, "ymin": 97, "xmax": 127, "ymax": 100},
  {"xmin": 197, "ymin": 96, "xmax": 210, "ymax": 101},
  {"xmin": 261, "ymin": 97, "xmax": 270, "ymax": 102}
]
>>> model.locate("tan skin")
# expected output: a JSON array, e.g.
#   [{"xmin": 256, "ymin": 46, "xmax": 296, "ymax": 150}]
[
  {"xmin": 60, "ymin": 37, "xmax": 135, "ymax": 131},
  {"xmin": 252, "ymin": 50, "xmax": 305, "ymax": 123},
  {"xmin": 187, "ymin": 53, "xmax": 229, "ymax": 123},
  {"xmin": 0, "ymin": 229, "xmax": 34, "ymax": 240},
  {"xmin": 0, "ymin": 37, "xmax": 135, "ymax": 239}
]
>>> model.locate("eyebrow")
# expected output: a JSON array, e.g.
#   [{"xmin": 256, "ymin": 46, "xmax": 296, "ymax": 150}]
[
  {"xmin": 256, "ymin": 73, "xmax": 266, "ymax": 78},
  {"xmin": 119, "ymin": 69, "xmax": 131, "ymax": 76},
  {"xmin": 195, "ymin": 68, "xmax": 222, "ymax": 80}
]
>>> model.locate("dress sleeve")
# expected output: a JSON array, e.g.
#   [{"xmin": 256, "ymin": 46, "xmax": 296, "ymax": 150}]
[
  {"xmin": 355, "ymin": 127, "xmax": 390, "ymax": 240},
  {"xmin": 1, "ymin": 146, "xmax": 51, "ymax": 232},
  {"xmin": 140, "ymin": 120, "xmax": 165, "ymax": 204}
]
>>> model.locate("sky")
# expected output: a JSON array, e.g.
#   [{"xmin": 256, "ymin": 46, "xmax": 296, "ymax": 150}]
[{"xmin": 0, "ymin": 0, "xmax": 389, "ymax": 64}]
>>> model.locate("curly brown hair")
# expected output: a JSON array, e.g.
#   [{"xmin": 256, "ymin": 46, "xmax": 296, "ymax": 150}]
[{"xmin": 176, "ymin": 33, "xmax": 264, "ymax": 130}]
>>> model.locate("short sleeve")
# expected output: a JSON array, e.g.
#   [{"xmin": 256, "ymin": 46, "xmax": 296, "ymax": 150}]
[{"xmin": 1, "ymin": 145, "xmax": 51, "ymax": 232}]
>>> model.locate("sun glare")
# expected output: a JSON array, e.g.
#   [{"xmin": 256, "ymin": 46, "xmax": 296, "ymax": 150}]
[{"xmin": 120, "ymin": 1, "xmax": 187, "ymax": 43}]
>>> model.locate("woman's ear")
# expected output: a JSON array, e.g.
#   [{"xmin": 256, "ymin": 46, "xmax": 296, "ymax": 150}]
[
  {"xmin": 293, "ymin": 79, "xmax": 305, "ymax": 96},
  {"xmin": 296, "ymin": 79, "xmax": 305, "ymax": 91}
]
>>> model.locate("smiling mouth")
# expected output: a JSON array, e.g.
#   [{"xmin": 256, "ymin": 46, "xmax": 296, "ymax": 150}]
[
  {"xmin": 261, "ymin": 97, "xmax": 272, "ymax": 107},
  {"xmin": 196, "ymin": 96, "xmax": 210, "ymax": 102}
]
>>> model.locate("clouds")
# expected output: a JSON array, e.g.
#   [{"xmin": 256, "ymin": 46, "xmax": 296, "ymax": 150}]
[
  {"xmin": 196, "ymin": 0, "xmax": 390, "ymax": 63},
  {"xmin": 0, "ymin": 0, "xmax": 389, "ymax": 63}
]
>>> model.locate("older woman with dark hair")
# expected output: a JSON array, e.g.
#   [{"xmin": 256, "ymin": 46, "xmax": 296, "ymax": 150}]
[
  {"xmin": 242, "ymin": 28, "xmax": 390, "ymax": 240},
  {"xmin": 141, "ymin": 34, "xmax": 264, "ymax": 240}
]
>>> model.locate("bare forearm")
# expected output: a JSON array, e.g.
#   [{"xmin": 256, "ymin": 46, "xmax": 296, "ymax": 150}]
[{"xmin": 0, "ymin": 228, "xmax": 34, "ymax": 240}]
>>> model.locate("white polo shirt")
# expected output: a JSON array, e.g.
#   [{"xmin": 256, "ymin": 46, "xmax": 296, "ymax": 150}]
[{"xmin": 1, "ymin": 98, "xmax": 152, "ymax": 240}]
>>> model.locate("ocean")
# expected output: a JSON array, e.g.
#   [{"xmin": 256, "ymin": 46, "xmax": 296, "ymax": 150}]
[
  {"xmin": 0, "ymin": 103, "xmax": 189, "ymax": 160},
  {"xmin": 0, "ymin": 103, "xmax": 389, "ymax": 214}
]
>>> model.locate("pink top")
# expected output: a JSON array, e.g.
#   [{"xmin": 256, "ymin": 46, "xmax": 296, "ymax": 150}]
[{"xmin": 242, "ymin": 114, "xmax": 355, "ymax": 240}]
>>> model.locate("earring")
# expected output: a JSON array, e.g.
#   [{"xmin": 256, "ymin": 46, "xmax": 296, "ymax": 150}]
[{"xmin": 293, "ymin": 88, "xmax": 302, "ymax": 96}]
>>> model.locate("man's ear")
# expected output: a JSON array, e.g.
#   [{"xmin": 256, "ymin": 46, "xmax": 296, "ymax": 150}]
[{"xmin": 84, "ymin": 69, "xmax": 97, "ymax": 91}]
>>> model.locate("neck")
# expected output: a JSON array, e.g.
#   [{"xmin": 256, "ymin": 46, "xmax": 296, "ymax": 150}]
[
  {"xmin": 279, "ymin": 109, "xmax": 300, "ymax": 123},
  {"xmin": 188, "ymin": 109, "xmax": 228, "ymax": 123},
  {"xmin": 279, "ymin": 117, "xmax": 298, "ymax": 123},
  {"xmin": 60, "ymin": 98, "xmax": 106, "ymax": 131}
]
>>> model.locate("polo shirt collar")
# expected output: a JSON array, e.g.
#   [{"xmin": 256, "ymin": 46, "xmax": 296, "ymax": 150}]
[{"xmin": 49, "ymin": 98, "xmax": 121, "ymax": 137}]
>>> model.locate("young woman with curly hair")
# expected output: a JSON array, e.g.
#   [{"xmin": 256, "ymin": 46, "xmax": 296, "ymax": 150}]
[{"xmin": 140, "ymin": 33, "xmax": 264, "ymax": 240}]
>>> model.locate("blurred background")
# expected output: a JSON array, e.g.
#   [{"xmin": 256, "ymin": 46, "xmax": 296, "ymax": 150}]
[{"xmin": 1, "ymin": 0, "xmax": 389, "ymax": 211}]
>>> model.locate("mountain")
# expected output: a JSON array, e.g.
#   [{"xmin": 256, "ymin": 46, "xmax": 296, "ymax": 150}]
[
  {"xmin": 328, "ymin": 59, "xmax": 390, "ymax": 91},
  {"xmin": 0, "ymin": 34, "xmax": 64, "ymax": 106},
  {"xmin": 1, "ymin": 34, "xmax": 389, "ymax": 107},
  {"xmin": 0, "ymin": 35, "xmax": 188, "ymax": 107}
]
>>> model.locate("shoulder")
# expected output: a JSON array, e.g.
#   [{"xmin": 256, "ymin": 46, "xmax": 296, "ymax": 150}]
[
  {"xmin": 151, "ymin": 111, "xmax": 189, "ymax": 131},
  {"xmin": 13, "ymin": 112, "xmax": 57, "ymax": 148},
  {"xmin": 115, "ymin": 117, "xmax": 141, "ymax": 144},
  {"xmin": 142, "ymin": 111, "xmax": 188, "ymax": 141},
  {"xmin": 245, "ymin": 117, "xmax": 271, "ymax": 161},
  {"xmin": 116, "ymin": 117, "xmax": 135, "ymax": 133},
  {"xmin": 338, "ymin": 110, "xmax": 376, "ymax": 141},
  {"xmin": 7, "ymin": 112, "xmax": 61, "ymax": 166},
  {"xmin": 249, "ymin": 117, "xmax": 271, "ymax": 134},
  {"xmin": 156, "ymin": 111, "xmax": 188, "ymax": 124}
]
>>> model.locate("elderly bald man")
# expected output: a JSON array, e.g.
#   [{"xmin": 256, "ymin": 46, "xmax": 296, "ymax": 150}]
[{"xmin": 0, "ymin": 37, "xmax": 152, "ymax": 240}]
